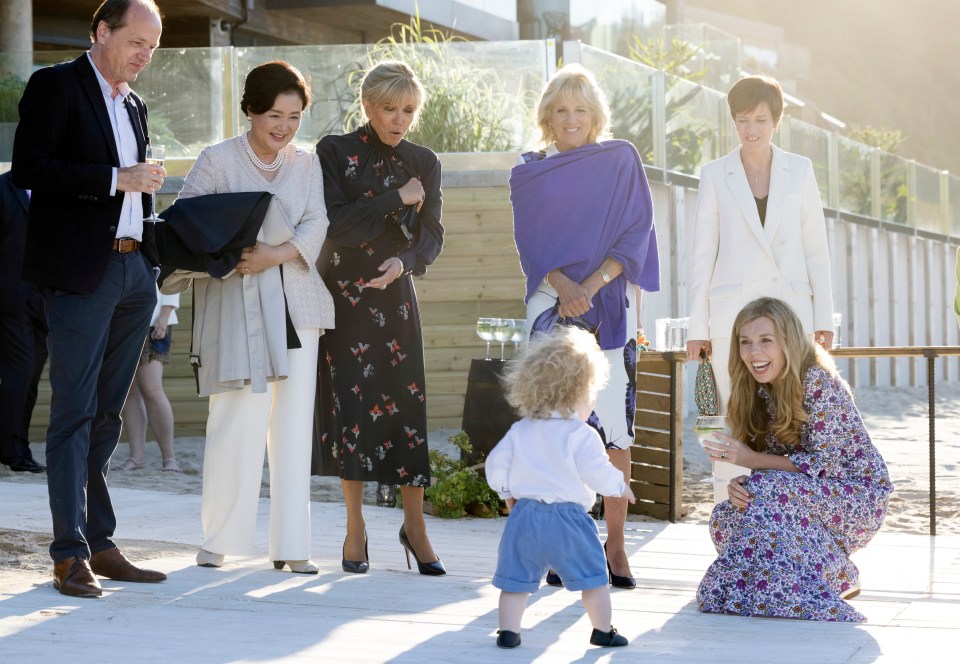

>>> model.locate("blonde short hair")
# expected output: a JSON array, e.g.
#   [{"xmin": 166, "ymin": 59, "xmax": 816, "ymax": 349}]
[
  {"xmin": 535, "ymin": 64, "xmax": 611, "ymax": 147},
  {"xmin": 502, "ymin": 327, "xmax": 610, "ymax": 419},
  {"xmin": 359, "ymin": 60, "xmax": 426, "ymax": 127}
]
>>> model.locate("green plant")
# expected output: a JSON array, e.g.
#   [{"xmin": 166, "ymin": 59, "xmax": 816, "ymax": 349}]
[
  {"xmin": 425, "ymin": 431, "xmax": 502, "ymax": 519},
  {"xmin": 0, "ymin": 73, "xmax": 26, "ymax": 123},
  {"xmin": 596, "ymin": 36, "xmax": 713, "ymax": 175},
  {"xmin": 338, "ymin": 11, "xmax": 527, "ymax": 152},
  {"xmin": 628, "ymin": 36, "xmax": 706, "ymax": 82}
]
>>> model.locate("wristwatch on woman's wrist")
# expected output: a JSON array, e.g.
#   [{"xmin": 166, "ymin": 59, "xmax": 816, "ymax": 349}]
[{"xmin": 597, "ymin": 266, "xmax": 611, "ymax": 284}]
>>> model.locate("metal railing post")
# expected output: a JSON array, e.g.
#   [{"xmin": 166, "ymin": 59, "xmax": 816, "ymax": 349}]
[
  {"xmin": 907, "ymin": 159, "xmax": 918, "ymax": 228},
  {"xmin": 652, "ymin": 69, "xmax": 667, "ymax": 180},
  {"xmin": 870, "ymin": 148, "xmax": 882, "ymax": 219},
  {"xmin": 940, "ymin": 170, "xmax": 950, "ymax": 235},
  {"xmin": 827, "ymin": 132, "xmax": 841, "ymax": 210}
]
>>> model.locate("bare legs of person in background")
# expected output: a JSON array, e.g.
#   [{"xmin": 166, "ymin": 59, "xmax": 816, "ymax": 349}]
[
  {"xmin": 603, "ymin": 447, "xmax": 633, "ymax": 578},
  {"xmin": 121, "ymin": 359, "xmax": 178, "ymax": 471},
  {"xmin": 342, "ymin": 480, "xmax": 438, "ymax": 564}
]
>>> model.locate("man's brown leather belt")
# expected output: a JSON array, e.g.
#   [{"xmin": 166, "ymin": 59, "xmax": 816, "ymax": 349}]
[{"xmin": 112, "ymin": 238, "xmax": 140, "ymax": 253}]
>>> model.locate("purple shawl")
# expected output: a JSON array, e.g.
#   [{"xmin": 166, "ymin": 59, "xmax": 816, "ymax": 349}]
[{"xmin": 511, "ymin": 140, "xmax": 660, "ymax": 349}]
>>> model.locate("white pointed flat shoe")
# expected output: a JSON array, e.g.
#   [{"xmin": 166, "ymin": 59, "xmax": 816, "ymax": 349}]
[
  {"xmin": 273, "ymin": 559, "xmax": 319, "ymax": 574},
  {"xmin": 196, "ymin": 548, "xmax": 224, "ymax": 568}
]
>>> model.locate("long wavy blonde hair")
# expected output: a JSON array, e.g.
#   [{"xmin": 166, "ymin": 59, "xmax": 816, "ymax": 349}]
[{"xmin": 726, "ymin": 297, "xmax": 840, "ymax": 451}]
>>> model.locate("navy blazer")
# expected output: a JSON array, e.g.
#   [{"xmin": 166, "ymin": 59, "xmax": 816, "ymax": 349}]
[{"xmin": 11, "ymin": 54, "xmax": 158, "ymax": 294}]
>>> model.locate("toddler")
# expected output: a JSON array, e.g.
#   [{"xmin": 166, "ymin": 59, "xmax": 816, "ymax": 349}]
[{"xmin": 485, "ymin": 326, "xmax": 636, "ymax": 649}]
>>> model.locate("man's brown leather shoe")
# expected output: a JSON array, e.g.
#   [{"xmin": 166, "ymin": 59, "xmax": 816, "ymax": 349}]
[
  {"xmin": 90, "ymin": 547, "xmax": 166, "ymax": 583},
  {"xmin": 53, "ymin": 557, "xmax": 103, "ymax": 597}
]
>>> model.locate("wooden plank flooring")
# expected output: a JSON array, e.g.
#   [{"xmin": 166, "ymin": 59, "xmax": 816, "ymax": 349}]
[{"xmin": 1, "ymin": 481, "xmax": 958, "ymax": 662}]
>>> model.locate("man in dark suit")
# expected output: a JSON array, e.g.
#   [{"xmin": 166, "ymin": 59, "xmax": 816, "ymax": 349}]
[
  {"xmin": 0, "ymin": 171, "xmax": 47, "ymax": 474},
  {"xmin": 11, "ymin": 0, "xmax": 167, "ymax": 598}
]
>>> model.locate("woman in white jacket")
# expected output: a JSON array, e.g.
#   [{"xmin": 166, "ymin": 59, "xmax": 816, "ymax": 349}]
[
  {"xmin": 686, "ymin": 75, "xmax": 834, "ymax": 501},
  {"xmin": 180, "ymin": 61, "xmax": 334, "ymax": 572}
]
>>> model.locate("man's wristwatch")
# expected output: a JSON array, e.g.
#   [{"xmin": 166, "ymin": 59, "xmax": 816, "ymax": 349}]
[{"xmin": 597, "ymin": 266, "xmax": 612, "ymax": 284}]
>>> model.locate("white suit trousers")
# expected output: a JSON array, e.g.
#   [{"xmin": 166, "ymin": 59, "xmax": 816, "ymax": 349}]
[{"xmin": 201, "ymin": 328, "xmax": 319, "ymax": 561}]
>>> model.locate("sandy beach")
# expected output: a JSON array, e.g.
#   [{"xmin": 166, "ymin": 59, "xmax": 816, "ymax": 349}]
[{"xmin": 2, "ymin": 380, "xmax": 958, "ymax": 585}]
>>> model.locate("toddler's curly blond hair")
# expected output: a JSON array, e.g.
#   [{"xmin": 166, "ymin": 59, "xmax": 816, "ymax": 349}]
[{"xmin": 501, "ymin": 327, "xmax": 610, "ymax": 419}]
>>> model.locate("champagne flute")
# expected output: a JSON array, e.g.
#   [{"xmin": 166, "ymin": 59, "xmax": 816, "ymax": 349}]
[
  {"xmin": 694, "ymin": 415, "xmax": 728, "ymax": 483},
  {"xmin": 144, "ymin": 143, "xmax": 165, "ymax": 223},
  {"xmin": 492, "ymin": 318, "xmax": 515, "ymax": 361},
  {"xmin": 476, "ymin": 317, "xmax": 497, "ymax": 360},
  {"xmin": 509, "ymin": 319, "xmax": 526, "ymax": 356}
]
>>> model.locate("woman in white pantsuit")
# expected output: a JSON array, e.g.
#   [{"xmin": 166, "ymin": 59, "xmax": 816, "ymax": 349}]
[
  {"xmin": 178, "ymin": 62, "xmax": 335, "ymax": 572},
  {"xmin": 686, "ymin": 75, "xmax": 834, "ymax": 502}
]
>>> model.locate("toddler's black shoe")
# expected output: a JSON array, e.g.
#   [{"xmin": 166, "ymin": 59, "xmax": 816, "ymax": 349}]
[
  {"xmin": 496, "ymin": 630, "xmax": 521, "ymax": 649},
  {"xmin": 590, "ymin": 626, "xmax": 628, "ymax": 647}
]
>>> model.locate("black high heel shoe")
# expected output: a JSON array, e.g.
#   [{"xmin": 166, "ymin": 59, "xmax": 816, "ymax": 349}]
[
  {"xmin": 342, "ymin": 532, "xmax": 369, "ymax": 574},
  {"xmin": 604, "ymin": 542, "xmax": 636, "ymax": 589},
  {"xmin": 399, "ymin": 525, "xmax": 446, "ymax": 576},
  {"xmin": 545, "ymin": 569, "xmax": 563, "ymax": 587}
]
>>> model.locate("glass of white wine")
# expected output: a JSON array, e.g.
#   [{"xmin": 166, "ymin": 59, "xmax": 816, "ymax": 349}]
[
  {"xmin": 509, "ymin": 319, "xmax": 526, "ymax": 356},
  {"xmin": 492, "ymin": 318, "xmax": 515, "ymax": 361},
  {"xmin": 144, "ymin": 143, "xmax": 165, "ymax": 223},
  {"xmin": 476, "ymin": 317, "xmax": 497, "ymax": 360},
  {"xmin": 694, "ymin": 415, "xmax": 728, "ymax": 483}
]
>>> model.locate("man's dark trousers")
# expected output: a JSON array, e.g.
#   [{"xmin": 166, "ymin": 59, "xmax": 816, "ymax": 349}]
[{"xmin": 44, "ymin": 250, "xmax": 155, "ymax": 562}]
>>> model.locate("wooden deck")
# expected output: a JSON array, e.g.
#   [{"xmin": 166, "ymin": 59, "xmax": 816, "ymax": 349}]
[{"xmin": 1, "ymin": 481, "xmax": 958, "ymax": 662}]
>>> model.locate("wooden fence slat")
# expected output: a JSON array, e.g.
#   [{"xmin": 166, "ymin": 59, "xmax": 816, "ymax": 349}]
[
  {"xmin": 637, "ymin": 373, "xmax": 671, "ymax": 393},
  {"xmin": 634, "ymin": 429, "xmax": 672, "ymax": 448}
]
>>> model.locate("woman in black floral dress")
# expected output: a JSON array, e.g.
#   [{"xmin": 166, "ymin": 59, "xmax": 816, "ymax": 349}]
[{"xmin": 315, "ymin": 61, "xmax": 445, "ymax": 575}]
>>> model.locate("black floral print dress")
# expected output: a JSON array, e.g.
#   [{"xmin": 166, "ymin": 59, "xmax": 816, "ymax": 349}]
[{"xmin": 313, "ymin": 124, "xmax": 443, "ymax": 486}]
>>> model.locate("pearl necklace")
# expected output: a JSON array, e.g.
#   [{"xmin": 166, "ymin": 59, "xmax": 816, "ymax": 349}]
[{"xmin": 241, "ymin": 132, "xmax": 285, "ymax": 172}]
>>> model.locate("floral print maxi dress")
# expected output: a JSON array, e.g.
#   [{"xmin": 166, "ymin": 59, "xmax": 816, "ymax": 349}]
[
  {"xmin": 313, "ymin": 125, "xmax": 443, "ymax": 486},
  {"xmin": 696, "ymin": 365, "xmax": 893, "ymax": 622}
]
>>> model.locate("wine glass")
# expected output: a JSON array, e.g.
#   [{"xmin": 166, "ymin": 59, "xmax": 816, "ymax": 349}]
[
  {"xmin": 694, "ymin": 415, "xmax": 728, "ymax": 483},
  {"xmin": 492, "ymin": 318, "xmax": 515, "ymax": 361},
  {"xmin": 476, "ymin": 317, "xmax": 497, "ymax": 360},
  {"xmin": 509, "ymin": 319, "xmax": 526, "ymax": 356},
  {"xmin": 144, "ymin": 144, "xmax": 165, "ymax": 223}
]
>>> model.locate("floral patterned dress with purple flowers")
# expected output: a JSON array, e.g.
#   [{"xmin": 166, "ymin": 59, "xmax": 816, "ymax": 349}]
[{"xmin": 697, "ymin": 365, "xmax": 893, "ymax": 622}]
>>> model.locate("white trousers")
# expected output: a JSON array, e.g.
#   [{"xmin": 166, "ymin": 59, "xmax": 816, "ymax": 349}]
[
  {"xmin": 526, "ymin": 284, "xmax": 638, "ymax": 449},
  {"xmin": 201, "ymin": 328, "xmax": 319, "ymax": 561},
  {"xmin": 709, "ymin": 336, "xmax": 750, "ymax": 504}
]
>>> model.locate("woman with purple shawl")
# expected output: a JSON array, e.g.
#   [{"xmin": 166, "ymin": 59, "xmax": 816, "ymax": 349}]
[{"xmin": 511, "ymin": 65, "xmax": 660, "ymax": 589}]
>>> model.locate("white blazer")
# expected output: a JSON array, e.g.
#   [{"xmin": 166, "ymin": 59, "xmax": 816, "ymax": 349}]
[{"xmin": 688, "ymin": 145, "xmax": 834, "ymax": 342}]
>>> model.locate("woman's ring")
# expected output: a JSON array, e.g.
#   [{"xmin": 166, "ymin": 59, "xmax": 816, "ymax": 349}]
[{"xmin": 720, "ymin": 451, "xmax": 726, "ymax": 459}]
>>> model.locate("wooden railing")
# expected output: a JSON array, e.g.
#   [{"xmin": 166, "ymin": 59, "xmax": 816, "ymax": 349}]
[{"xmin": 632, "ymin": 346, "xmax": 960, "ymax": 535}]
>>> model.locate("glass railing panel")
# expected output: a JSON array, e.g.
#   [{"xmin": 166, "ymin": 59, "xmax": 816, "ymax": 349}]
[
  {"xmin": 949, "ymin": 174, "xmax": 960, "ymax": 236},
  {"xmin": 579, "ymin": 45, "xmax": 660, "ymax": 167},
  {"xmin": 664, "ymin": 72, "xmax": 723, "ymax": 176},
  {"xmin": 663, "ymin": 23, "xmax": 740, "ymax": 92},
  {"xmin": 136, "ymin": 48, "xmax": 229, "ymax": 161},
  {"xmin": 783, "ymin": 118, "xmax": 831, "ymax": 204},
  {"xmin": 878, "ymin": 151, "xmax": 908, "ymax": 224},
  {"xmin": 914, "ymin": 163, "xmax": 942, "ymax": 233},
  {"xmin": 838, "ymin": 136, "xmax": 873, "ymax": 217},
  {"xmin": 568, "ymin": 0, "xmax": 666, "ymax": 55},
  {"xmin": 236, "ymin": 41, "xmax": 548, "ymax": 153},
  {"xmin": 0, "ymin": 51, "xmax": 83, "ymax": 161}
]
